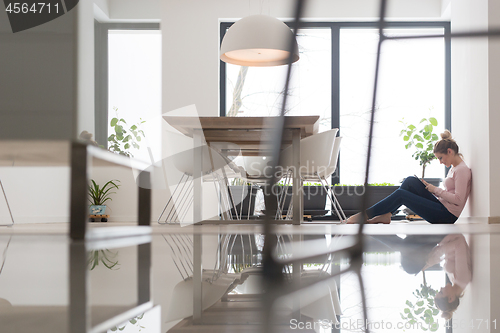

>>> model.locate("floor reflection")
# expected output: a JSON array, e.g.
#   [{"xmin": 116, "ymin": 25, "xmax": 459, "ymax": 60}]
[{"xmin": 0, "ymin": 229, "xmax": 497, "ymax": 333}]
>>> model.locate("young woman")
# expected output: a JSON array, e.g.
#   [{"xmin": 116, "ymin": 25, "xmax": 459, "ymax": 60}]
[{"xmin": 347, "ymin": 130, "xmax": 472, "ymax": 224}]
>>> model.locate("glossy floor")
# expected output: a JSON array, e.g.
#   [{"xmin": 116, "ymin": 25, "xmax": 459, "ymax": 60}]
[{"xmin": 0, "ymin": 220, "xmax": 499, "ymax": 333}]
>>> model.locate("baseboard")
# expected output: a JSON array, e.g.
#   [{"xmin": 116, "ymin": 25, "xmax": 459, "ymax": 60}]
[
  {"xmin": 9, "ymin": 216, "xmax": 68, "ymax": 224},
  {"xmin": 489, "ymin": 216, "xmax": 500, "ymax": 224}
]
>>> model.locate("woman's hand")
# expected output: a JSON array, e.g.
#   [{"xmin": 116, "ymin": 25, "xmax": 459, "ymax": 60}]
[{"xmin": 422, "ymin": 179, "xmax": 436, "ymax": 193}]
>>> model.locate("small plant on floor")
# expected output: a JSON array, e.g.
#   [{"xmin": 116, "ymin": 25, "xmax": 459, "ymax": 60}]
[
  {"xmin": 87, "ymin": 249, "xmax": 120, "ymax": 271},
  {"xmin": 400, "ymin": 116, "xmax": 439, "ymax": 178},
  {"xmin": 108, "ymin": 107, "xmax": 146, "ymax": 158},
  {"xmin": 88, "ymin": 179, "xmax": 120, "ymax": 216},
  {"xmin": 110, "ymin": 313, "xmax": 145, "ymax": 332}
]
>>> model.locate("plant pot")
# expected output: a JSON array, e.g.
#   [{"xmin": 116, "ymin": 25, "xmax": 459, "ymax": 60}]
[
  {"xmin": 422, "ymin": 178, "xmax": 442, "ymax": 187},
  {"xmin": 332, "ymin": 186, "xmax": 400, "ymax": 215},
  {"xmin": 228, "ymin": 186, "xmax": 260, "ymax": 217},
  {"xmin": 89, "ymin": 205, "xmax": 107, "ymax": 215}
]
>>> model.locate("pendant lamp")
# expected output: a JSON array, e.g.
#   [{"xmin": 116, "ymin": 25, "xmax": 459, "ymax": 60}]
[{"xmin": 220, "ymin": 15, "xmax": 299, "ymax": 67}]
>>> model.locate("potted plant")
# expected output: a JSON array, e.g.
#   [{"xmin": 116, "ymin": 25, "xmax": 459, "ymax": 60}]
[
  {"xmin": 400, "ymin": 272, "xmax": 440, "ymax": 332},
  {"xmin": 400, "ymin": 117, "xmax": 441, "ymax": 186},
  {"xmin": 107, "ymin": 107, "xmax": 146, "ymax": 158},
  {"xmin": 87, "ymin": 249, "xmax": 120, "ymax": 270},
  {"xmin": 88, "ymin": 179, "xmax": 120, "ymax": 222},
  {"xmin": 332, "ymin": 183, "xmax": 399, "ymax": 217}
]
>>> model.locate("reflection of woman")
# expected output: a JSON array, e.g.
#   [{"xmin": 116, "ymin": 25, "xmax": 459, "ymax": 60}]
[
  {"xmin": 422, "ymin": 234, "xmax": 472, "ymax": 320},
  {"xmin": 347, "ymin": 130, "xmax": 472, "ymax": 224}
]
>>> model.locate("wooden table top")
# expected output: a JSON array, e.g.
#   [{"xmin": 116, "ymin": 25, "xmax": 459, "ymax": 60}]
[{"xmin": 163, "ymin": 116, "xmax": 320, "ymax": 155}]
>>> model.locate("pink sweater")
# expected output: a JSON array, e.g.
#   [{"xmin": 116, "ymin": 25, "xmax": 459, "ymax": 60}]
[
  {"xmin": 425, "ymin": 234, "xmax": 472, "ymax": 289},
  {"xmin": 433, "ymin": 161, "xmax": 472, "ymax": 217}
]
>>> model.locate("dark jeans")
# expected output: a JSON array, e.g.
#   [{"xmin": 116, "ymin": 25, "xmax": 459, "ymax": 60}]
[{"xmin": 366, "ymin": 176, "xmax": 458, "ymax": 224}]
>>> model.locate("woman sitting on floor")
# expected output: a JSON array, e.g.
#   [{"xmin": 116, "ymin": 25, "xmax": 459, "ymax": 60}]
[{"xmin": 347, "ymin": 130, "xmax": 471, "ymax": 224}]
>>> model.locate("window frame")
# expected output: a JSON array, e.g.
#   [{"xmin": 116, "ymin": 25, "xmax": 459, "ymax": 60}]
[
  {"xmin": 94, "ymin": 22, "xmax": 160, "ymax": 147},
  {"xmin": 219, "ymin": 21, "xmax": 451, "ymax": 183}
]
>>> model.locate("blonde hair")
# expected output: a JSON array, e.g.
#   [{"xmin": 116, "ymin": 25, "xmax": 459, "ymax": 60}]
[
  {"xmin": 435, "ymin": 291, "xmax": 463, "ymax": 320},
  {"xmin": 433, "ymin": 130, "xmax": 461, "ymax": 156}
]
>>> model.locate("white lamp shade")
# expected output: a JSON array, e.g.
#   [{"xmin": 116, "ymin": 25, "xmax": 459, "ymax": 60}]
[{"xmin": 220, "ymin": 15, "xmax": 299, "ymax": 67}]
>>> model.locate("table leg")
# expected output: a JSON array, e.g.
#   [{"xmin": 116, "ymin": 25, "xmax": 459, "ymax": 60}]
[
  {"xmin": 193, "ymin": 233, "xmax": 203, "ymax": 323},
  {"xmin": 193, "ymin": 129, "xmax": 203, "ymax": 223},
  {"xmin": 138, "ymin": 171, "xmax": 151, "ymax": 226},
  {"xmin": 292, "ymin": 129, "xmax": 303, "ymax": 225},
  {"xmin": 70, "ymin": 142, "xmax": 89, "ymax": 240},
  {"xmin": 69, "ymin": 241, "xmax": 89, "ymax": 332}
]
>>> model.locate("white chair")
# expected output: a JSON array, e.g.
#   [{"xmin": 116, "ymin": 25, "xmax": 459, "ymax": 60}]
[
  {"xmin": 231, "ymin": 155, "xmax": 277, "ymax": 219},
  {"xmin": 158, "ymin": 130, "xmax": 242, "ymax": 223},
  {"xmin": 306, "ymin": 137, "xmax": 347, "ymax": 222},
  {"xmin": 277, "ymin": 128, "xmax": 339, "ymax": 219}
]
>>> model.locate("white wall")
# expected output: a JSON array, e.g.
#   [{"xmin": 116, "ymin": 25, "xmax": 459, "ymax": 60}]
[
  {"xmin": 450, "ymin": 0, "xmax": 500, "ymax": 221},
  {"xmin": 76, "ymin": 0, "xmax": 96, "ymax": 135},
  {"xmin": 487, "ymin": 0, "xmax": 500, "ymax": 219},
  {"xmin": 455, "ymin": 234, "xmax": 500, "ymax": 333}
]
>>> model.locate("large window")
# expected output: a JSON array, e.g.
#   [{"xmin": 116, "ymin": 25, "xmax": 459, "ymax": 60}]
[
  {"xmin": 220, "ymin": 22, "xmax": 450, "ymax": 184},
  {"xmin": 95, "ymin": 23, "xmax": 161, "ymax": 163},
  {"xmin": 222, "ymin": 26, "xmax": 332, "ymax": 132}
]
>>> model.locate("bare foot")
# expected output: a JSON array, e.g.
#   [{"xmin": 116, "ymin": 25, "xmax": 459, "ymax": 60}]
[
  {"xmin": 367, "ymin": 212, "xmax": 392, "ymax": 224},
  {"xmin": 346, "ymin": 212, "xmax": 367, "ymax": 224}
]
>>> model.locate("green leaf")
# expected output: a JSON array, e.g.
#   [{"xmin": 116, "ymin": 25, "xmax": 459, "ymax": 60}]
[
  {"xmin": 115, "ymin": 125, "xmax": 123, "ymax": 134},
  {"xmin": 405, "ymin": 143, "xmax": 412, "ymax": 149},
  {"xmin": 110, "ymin": 118, "xmax": 118, "ymax": 127},
  {"xmin": 404, "ymin": 136, "xmax": 409, "ymax": 141},
  {"xmin": 430, "ymin": 323, "xmax": 439, "ymax": 332},
  {"xmin": 124, "ymin": 143, "xmax": 130, "ymax": 149},
  {"xmin": 130, "ymin": 319, "xmax": 137, "ymax": 324},
  {"xmin": 123, "ymin": 135, "xmax": 132, "ymax": 143},
  {"xmin": 404, "ymin": 308, "xmax": 410, "ymax": 313},
  {"xmin": 432, "ymin": 133, "xmax": 438, "ymax": 141},
  {"xmin": 416, "ymin": 143, "xmax": 424, "ymax": 149},
  {"xmin": 432, "ymin": 309, "xmax": 439, "ymax": 315},
  {"xmin": 415, "ymin": 308, "xmax": 425, "ymax": 315},
  {"xmin": 414, "ymin": 134, "xmax": 424, "ymax": 142},
  {"xmin": 117, "ymin": 133, "xmax": 124, "ymax": 140},
  {"xmin": 408, "ymin": 124, "xmax": 416, "ymax": 130},
  {"xmin": 120, "ymin": 118, "xmax": 127, "ymax": 124},
  {"xmin": 131, "ymin": 125, "xmax": 137, "ymax": 130},
  {"xmin": 132, "ymin": 142, "xmax": 139, "ymax": 149},
  {"xmin": 416, "ymin": 300, "xmax": 424, "ymax": 306},
  {"xmin": 400, "ymin": 313, "xmax": 407, "ymax": 320},
  {"xmin": 429, "ymin": 117, "xmax": 438, "ymax": 126},
  {"xmin": 137, "ymin": 136, "xmax": 142, "ymax": 142}
]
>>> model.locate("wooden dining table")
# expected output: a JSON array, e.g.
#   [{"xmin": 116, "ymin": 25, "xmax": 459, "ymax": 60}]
[{"xmin": 163, "ymin": 115, "xmax": 321, "ymax": 225}]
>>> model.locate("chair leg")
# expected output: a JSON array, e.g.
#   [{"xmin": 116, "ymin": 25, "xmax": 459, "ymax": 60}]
[
  {"xmin": 239, "ymin": 185, "xmax": 245, "ymax": 220},
  {"xmin": 158, "ymin": 173, "xmax": 191, "ymax": 224},
  {"xmin": 247, "ymin": 184, "xmax": 253, "ymax": 220},
  {"xmin": 177, "ymin": 179, "xmax": 194, "ymax": 222},
  {"xmin": 318, "ymin": 175, "xmax": 347, "ymax": 223},
  {"xmin": 0, "ymin": 179, "xmax": 14, "ymax": 225},
  {"xmin": 276, "ymin": 170, "xmax": 292, "ymax": 219},
  {"xmin": 214, "ymin": 173, "xmax": 232, "ymax": 220}
]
